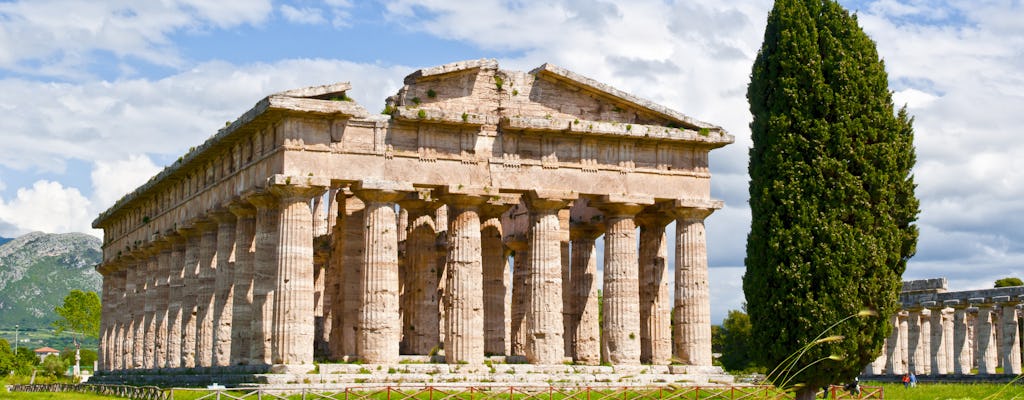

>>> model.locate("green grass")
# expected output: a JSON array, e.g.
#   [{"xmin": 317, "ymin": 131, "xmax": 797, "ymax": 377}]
[{"xmin": 873, "ymin": 382, "xmax": 1023, "ymax": 399}]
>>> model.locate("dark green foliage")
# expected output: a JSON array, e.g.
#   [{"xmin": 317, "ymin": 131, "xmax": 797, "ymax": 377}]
[
  {"xmin": 744, "ymin": 0, "xmax": 919, "ymax": 394},
  {"xmin": 994, "ymin": 277, "xmax": 1023, "ymax": 288},
  {"xmin": 717, "ymin": 310, "xmax": 763, "ymax": 373},
  {"xmin": 61, "ymin": 347, "xmax": 97, "ymax": 368},
  {"xmin": 40, "ymin": 354, "xmax": 68, "ymax": 377},
  {"xmin": 53, "ymin": 290, "xmax": 102, "ymax": 340}
]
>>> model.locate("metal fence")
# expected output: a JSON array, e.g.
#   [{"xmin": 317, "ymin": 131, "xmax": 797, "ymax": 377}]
[{"xmin": 7, "ymin": 383, "xmax": 884, "ymax": 400}]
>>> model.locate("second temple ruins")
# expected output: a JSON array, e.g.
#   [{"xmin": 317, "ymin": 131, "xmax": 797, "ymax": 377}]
[
  {"xmin": 867, "ymin": 278, "xmax": 1023, "ymax": 377},
  {"xmin": 91, "ymin": 60, "xmax": 735, "ymax": 376}
]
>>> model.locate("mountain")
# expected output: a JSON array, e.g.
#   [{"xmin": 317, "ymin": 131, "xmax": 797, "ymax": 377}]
[{"xmin": 0, "ymin": 232, "xmax": 102, "ymax": 330}]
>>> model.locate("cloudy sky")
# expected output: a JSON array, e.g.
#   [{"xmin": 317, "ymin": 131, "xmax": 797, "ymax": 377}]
[{"xmin": 0, "ymin": 0, "xmax": 1021, "ymax": 324}]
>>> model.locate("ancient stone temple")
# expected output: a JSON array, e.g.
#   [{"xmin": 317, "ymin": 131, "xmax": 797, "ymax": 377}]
[
  {"xmin": 93, "ymin": 59, "xmax": 733, "ymax": 374},
  {"xmin": 866, "ymin": 278, "xmax": 1023, "ymax": 377}
]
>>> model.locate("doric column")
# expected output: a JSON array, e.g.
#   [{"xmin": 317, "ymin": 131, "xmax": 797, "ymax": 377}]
[
  {"xmin": 998, "ymin": 297, "xmax": 1021, "ymax": 375},
  {"xmin": 898, "ymin": 310, "xmax": 909, "ymax": 373},
  {"xmin": 635, "ymin": 211, "xmax": 673, "ymax": 365},
  {"xmin": 942, "ymin": 300, "xmax": 956, "ymax": 373},
  {"xmin": 194, "ymin": 219, "xmax": 219, "ymax": 368},
  {"xmin": 951, "ymin": 301, "xmax": 972, "ymax": 375},
  {"xmin": 481, "ymin": 199, "xmax": 514, "ymax": 357},
  {"xmin": 143, "ymin": 250, "xmax": 160, "ymax": 370},
  {"xmin": 133, "ymin": 258, "xmax": 148, "ymax": 369},
  {"xmin": 523, "ymin": 192, "xmax": 572, "ymax": 364},
  {"xmin": 440, "ymin": 191, "xmax": 487, "ymax": 364},
  {"xmin": 885, "ymin": 312, "xmax": 903, "ymax": 375},
  {"xmin": 97, "ymin": 271, "xmax": 111, "ymax": 371},
  {"xmin": 178, "ymin": 225, "xmax": 201, "ymax": 369},
  {"xmin": 507, "ymin": 238, "xmax": 528, "ymax": 357},
  {"xmin": 567, "ymin": 198, "xmax": 602, "ymax": 365},
  {"xmin": 974, "ymin": 299, "xmax": 998, "ymax": 375},
  {"xmin": 595, "ymin": 200, "xmax": 645, "ymax": 365},
  {"xmin": 354, "ymin": 181, "xmax": 412, "ymax": 363},
  {"xmin": 210, "ymin": 210, "xmax": 237, "ymax": 367},
  {"xmin": 165, "ymin": 233, "xmax": 185, "ymax": 369},
  {"xmin": 327, "ymin": 192, "xmax": 347, "ymax": 360},
  {"xmin": 926, "ymin": 302, "xmax": 949, "ymax": 375},
  {"xmin": 113, "ymin": 270, "xmax": 128, "ymax": 371},
  {"xmin": 153, "ymin": 239, "xmax": 173, "ymax": 369},
  {"xmin": 398, "ymin": 195, "xmax": 442, "ymax": 356},
  {"xmin": 672, "ymin": 207, "xmax": 716, "ymax": 366},
  {"xmin": 270, "ymin": 183, "xmax": 325, "ymax": 367},
  {"xmin": 245, "ymin": 192, "xmax": 279, "ymax": 366},
  {"xmin": 558, "ymin": 208, "xmax": 572, "ymax": 359},
  {"xmin": 907, "ymin": 307, "xmax": 925, "ymax": 375},
  {"xmin": 229, "ymin": 201, "xmax": 257, "ymax": 365},
  {"xmin": 338, "ymin": 194, "xmax": 366, "ymax": 357}
]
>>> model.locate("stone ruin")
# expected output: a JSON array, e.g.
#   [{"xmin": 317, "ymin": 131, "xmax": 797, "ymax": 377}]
[
  {"xmin": 866, "ymin": 278, "xmax": 1023, "ymax": 377},
  {"xmin": 91, "ymin": 59, "xmax": 733, "ymax": 384}
]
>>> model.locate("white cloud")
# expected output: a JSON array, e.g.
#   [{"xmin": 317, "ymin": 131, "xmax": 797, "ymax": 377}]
[
  {"xmin": 280, "ymin": 4, "xmax": 327, "ymax": 25},
  {"xmin": 90, "ymin": 154, "xmax": 162, "ymax": 212},
  {"xmin": 0, "ymin": 180, "xmax": 93, "ymax": 237},
  {"xmin": 0, "ymin": 0, "xmax": 273, "ymax": 77},
  {"xmin": 0, "ymin": 59, "xmax": 410, "ymax": 174}
]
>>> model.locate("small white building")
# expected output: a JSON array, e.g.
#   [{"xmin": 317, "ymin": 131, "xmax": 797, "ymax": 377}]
[{"xmin": 34, "ymin": 346, "xmax": 60, "ymax": 361}]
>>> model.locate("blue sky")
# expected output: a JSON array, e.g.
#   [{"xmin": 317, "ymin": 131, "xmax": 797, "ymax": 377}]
[{"xmin": 0, "ymin": 0, "xmax": 1022, "ymax": 324}]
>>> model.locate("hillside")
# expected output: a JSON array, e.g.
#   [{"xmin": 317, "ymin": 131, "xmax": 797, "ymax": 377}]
[{"xmin": 0, "ymin": 232, "xmax": 102, "ymax": 330}]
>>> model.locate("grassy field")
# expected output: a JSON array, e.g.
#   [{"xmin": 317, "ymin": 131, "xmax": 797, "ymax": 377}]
[
  {"xmin": 874, "ymin": 382, "xmax": 1023, "ymax": 399},
  {"xmin": 2, "ymin": 382, "xmax": 1022, "ymax": 399}
]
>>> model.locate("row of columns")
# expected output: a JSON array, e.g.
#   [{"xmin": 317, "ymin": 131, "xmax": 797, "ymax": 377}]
[
  {"xmin": 98, "ymin": 182, "xmax": 717, "ymax": 371},
  {"xmin": 866, "ymin": 296, "xmax": 1023, "ymax": 376}
]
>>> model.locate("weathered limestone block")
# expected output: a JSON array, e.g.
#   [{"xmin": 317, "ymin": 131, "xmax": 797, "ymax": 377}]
[
  {"xmin": 270, "ymin": 184, "xmax": 324, "ymax": 366},
  {"xmin": 636, "ymin": 212, "xmax": 673, "ymax": 365},
  {"xmin": 354, "ymin": 184, "xmax": 410, "ymax": 363},
  {"xmin": 673, "ymin": 208, "xmax": 715, "ymax": 366},
  {"xmin": 598, "ymin": 202, "xmax": 644, "ymax": 365},
  {"xmin": 229, "ymin": 202, "xmax": 257, "ymax": 365},
  {"xmin": 195, "ymin": 220, "xmax": 219, "ymax": 367},
  {"xmin": 210, "ymin": 211, "xmax": 237, "ymax": 367},
  {"xmin": 441, "ymin": 194, "xmax": 486, "ymax": 364},
  {"xmin": 524, "ymin": 194, "xmax": 571, "ymax": 364}
]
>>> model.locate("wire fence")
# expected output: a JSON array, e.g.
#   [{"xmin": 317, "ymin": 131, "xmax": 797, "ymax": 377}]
[{"xmin": 7, "ymin": 383, "xmax": 884, "ymax": 400}]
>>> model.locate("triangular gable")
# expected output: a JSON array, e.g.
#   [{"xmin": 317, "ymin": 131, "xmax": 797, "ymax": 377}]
[{"xmin": 529, "ymin": 63, "xmax": 722, "ymax": 132}]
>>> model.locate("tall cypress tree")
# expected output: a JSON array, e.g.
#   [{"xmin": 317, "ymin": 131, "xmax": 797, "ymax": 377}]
[{"xmin": 744, "ymin": 0, "xmax": 918, "ymax": 398}]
